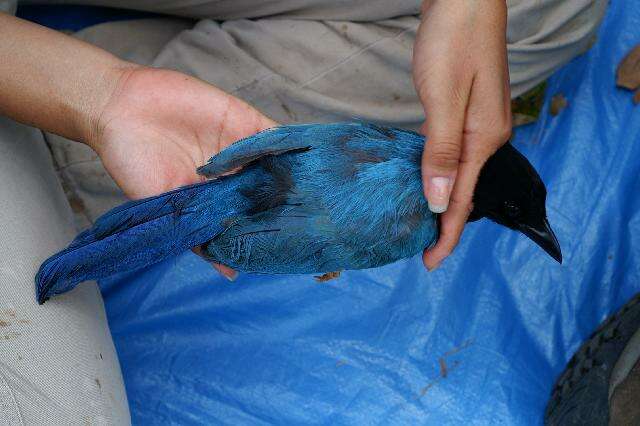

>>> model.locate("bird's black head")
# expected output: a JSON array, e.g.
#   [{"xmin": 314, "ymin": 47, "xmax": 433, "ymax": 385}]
[{"xmin": 469, "ymin": 143, "xmax": 562, "ymax": 263}]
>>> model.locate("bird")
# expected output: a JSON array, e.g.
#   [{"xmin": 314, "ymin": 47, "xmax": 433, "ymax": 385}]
[{"xmin": 35, "ymin": 122, "xmax": 562, "ymax": 304}]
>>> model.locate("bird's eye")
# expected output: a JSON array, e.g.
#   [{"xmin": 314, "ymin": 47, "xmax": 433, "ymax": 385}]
[{"xmin": 504, "ymin": 201, "xmax": 521, "ymax": 219}]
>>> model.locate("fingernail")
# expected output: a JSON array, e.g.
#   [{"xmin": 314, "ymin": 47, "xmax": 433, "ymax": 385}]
[{"xmin": 428, "ymin": 177, "xmax": 452, "ymax": 213}]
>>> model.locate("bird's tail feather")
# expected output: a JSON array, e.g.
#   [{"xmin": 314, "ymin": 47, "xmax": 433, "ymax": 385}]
[{"xmin": 36, "ymin": 179, "xmax": 238, "ymax": 304}]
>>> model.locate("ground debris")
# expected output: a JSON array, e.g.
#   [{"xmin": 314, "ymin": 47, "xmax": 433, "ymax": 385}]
[
  {"xmin": 415, "ymin": 340, "xmax": 473, "ymax": 400},
  {"xmin": 511, "ymin": 81, "xmax": 547, "ymax": 127},
  {"xmin": 550, "ymin": 94, "xmax": 568, "ymax": 116},
  {"xmin": 443, "ymin": 339, "xmax": 474, "ymax": 357},
  {"xmin": 439, "ymin": 358, "xmax": 448, "ymax": 378},
  {"xmin": 315, "ymin": 271, "xmax": 341, "ymax": 282},
  {"xmin": 419, "ymin": 383, "xmax": 434, "ymax": 397},
  {"xmin": 2, "ymin": 332, "xmax": 21, "ymax": 340},
  {"xmin": 617, "ymin": 44, "xmax": 640, "ymax": 103}
]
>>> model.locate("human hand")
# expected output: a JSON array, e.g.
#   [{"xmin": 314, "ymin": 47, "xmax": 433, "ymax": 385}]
[
  {"xmin": 91, "ymin": 66, "xmax": 276, "ymax": 198},
  {"xmin": 89, "ymin": 66, "xmax": 277, "ymax": 279},
  {"xmin": 0, "ymin": 15, "xmax": 276, "ymax": 280},
  {"xmin": 412, "ymin": 0, "xmax": 512, "ymax": 270}
]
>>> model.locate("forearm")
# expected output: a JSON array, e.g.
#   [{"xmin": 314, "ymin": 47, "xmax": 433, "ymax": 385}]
[{"xmin": 0, "ymin": 13, "xmax": 134, "ymax": 143}]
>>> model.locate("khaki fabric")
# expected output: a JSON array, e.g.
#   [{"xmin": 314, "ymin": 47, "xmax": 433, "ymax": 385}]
[
  {"xmin": 0, "ymin": 117, "xmax": 130, "ymax": 425},
  {"xmin": 0, "ymin": 0, "xmax": 15, "ymax": 13},
  {"xmin": 44, "ymin": 0, "xmax": 608, "ymax": 224}
]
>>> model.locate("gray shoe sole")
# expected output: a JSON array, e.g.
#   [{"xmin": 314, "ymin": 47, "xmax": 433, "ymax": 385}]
[{"xmin": 545, "ymin": 292, "xmax": 640, "ymax": 426}]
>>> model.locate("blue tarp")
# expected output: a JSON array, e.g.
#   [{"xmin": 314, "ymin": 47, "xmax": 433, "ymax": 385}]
[
  {"xmin": 93, "ymin": 2, "xmax": 640, "ymax": 424},
  {"xmin": 16, "ymin": 5, "xmax": 159, "ymax": 32}
]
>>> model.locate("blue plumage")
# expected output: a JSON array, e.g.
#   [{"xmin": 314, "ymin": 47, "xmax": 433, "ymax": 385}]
[
  {"xmin": 36, "ymin": 123, "xmax": 436, "ymax": 303},
  {"xmin": 199, "ymin": 123, "xmax": 436, "ymax": 274},
  {"xmin": 36, "ymin": 122, "xmax": 561, "ymax": 304}
]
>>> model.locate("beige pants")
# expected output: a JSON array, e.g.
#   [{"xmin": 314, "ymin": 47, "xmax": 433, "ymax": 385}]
[
  {"xmin": 38, "ymin": 0, "xmax": 609, "ymax": 224},
  {"xmin": 0, "ymin": 0, "xmax": 608, "ymax": 424},
  {"xmin": 0, "ymin": 118, "xmax": 129, "ymax": 425}
]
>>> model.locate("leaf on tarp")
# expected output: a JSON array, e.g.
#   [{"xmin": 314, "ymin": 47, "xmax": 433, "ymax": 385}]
[
  {"xmin": 550, "ymin": 94, "xmax": 568, "ymax": 116},
  {"xmin": 617, "ymin": 44, "xmax": 640, "ymax": 90},
  {"xmin": 512, "ymin": 114, "xmax": 537, "ymax": 127},
  {"xmin": 617, "ymin": 44, "xmax": 640, "ymax": 104},
  {"xmin": 511, "ymin": 81, "xmax": 547, "ymax": 127}
]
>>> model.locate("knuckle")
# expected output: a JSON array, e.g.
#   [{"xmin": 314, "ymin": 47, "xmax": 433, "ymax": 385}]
[
  {"xmin": 485, "ymin": 113, "xmax": 513, "ymax": 143},
  {"xmin": 467, "ymin": 110, "xmax": 513, "ymax": 145},
  {"xmin": 426, "ymin": 138, "xmax": 461, "ymax": 170},
  {"xmin": 477, "ymin": 124, "xmax": 511, "ymax": 145},
  {"xmin": 463, "ymin": 123, "xmax": 512, "ymax": 163},
  {"xmin": 494, "ymin": 121, "xmax": 512, "ymax": 142}
]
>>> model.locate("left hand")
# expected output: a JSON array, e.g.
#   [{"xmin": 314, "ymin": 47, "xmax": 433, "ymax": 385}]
[
  {"xmin": 91, "ymin": 66, "xmax": 276, "ymax": 199},
  {"xmin": 91, "ymin": 66, "xmax": 277, "ymax": 279},
  {"xmin": 412, "ymin": 0, "xmax": 512, "ymax": 270},
  {"xmin": 0, "ymin": 15, "xmax": 277, "ymax": 281}
]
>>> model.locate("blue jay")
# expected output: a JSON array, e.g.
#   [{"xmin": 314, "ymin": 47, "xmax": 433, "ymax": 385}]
[{"xmin": 36, "ymin": 122, "xmax": 561, "ymax": 304}]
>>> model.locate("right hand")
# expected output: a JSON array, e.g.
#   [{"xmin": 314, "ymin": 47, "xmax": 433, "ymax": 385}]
[{"xmin": 412, "ymin": 0, "xmax": 512, "ymax": 270}]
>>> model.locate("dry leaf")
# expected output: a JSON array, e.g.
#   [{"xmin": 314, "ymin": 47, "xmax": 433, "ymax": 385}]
[
  {"xmin": 315, "ymin": 271, "xmax": 341, "ymax": 282},
  {"xmin": 617, "ymin": 44, "xmax": 640, "ymax": 90},
  {"xmin": 512, "ymin": 113, "xmax": 537, "ymax": 127},
  {"xmin": 511, "ymin": 81, "xmax": 547, "ymax": 127},
  {"xmin": 550, "ymin": 94, "xmax": 568, "ymax": 116}
]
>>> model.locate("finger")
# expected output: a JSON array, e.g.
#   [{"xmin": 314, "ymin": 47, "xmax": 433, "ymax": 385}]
[
  {"xmin": 191, "ymin": 246, "xmax": 238, "ymax": 281},
  {"xmin": 422, "ymin": 204, "xmax": 468, "ymax": 270},
  {"xmin": 422, "ymin": 132, "xmax": 502, "ymax": 269},
  {"xmin": 185, "ymin": 77, "xmax": 278, "ymax": 154},
  {"xmin": 423, "ymin": 68, "xmax": 511, "ymax": 270},
  {"xmin": 218, "ymin": 95, "xmax": 278, "ymax": 150},
  {"xmin": 422, "ymin": 161, "xmax": 480, "ymax": 270}
]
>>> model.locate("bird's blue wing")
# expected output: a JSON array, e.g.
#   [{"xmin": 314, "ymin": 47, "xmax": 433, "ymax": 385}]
[
  {"xmin": 196, "ymin": 125, "xmax": 319, "ymax": 178},
  {"xmin": 203, "ymin": 203, "xmax": 350, "ymax": 274},
  {"xmin": 198, "ymin": 122, "xmax": 434, "ymax": 274},
  {"xmin": 197, "ymin": 122, "xmax": 422, "ymax": 178}
]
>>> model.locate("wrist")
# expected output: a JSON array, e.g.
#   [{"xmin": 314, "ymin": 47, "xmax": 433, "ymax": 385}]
[
  {"xmin": 81, "ymin": 61, "xmax": 140, "ymax": 152},
  {"xmin": 0, "ymin": 14, "xmax": 142, "ymax": 147}
]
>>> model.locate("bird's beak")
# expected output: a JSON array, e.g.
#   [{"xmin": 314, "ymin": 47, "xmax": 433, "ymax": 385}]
[{"xmin": 518, "ymin": 218, "xmax": 562, "ymax": 263}]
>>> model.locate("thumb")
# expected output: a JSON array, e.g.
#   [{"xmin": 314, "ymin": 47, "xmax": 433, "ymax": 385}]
[
  {"xmin": 415, "ymin": 43, "xmax": 471, "ymax": 213},
  {"xmin": 420, "ymin": 98, "xmax": 467, "ymax": 213}
]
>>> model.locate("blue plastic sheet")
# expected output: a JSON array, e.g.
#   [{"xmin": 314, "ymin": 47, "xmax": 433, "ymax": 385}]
[
  {"xmin": 99, "ymin": 2, "xmax": 640, "ymax": 424},
  {"xmin": 16, "ymin": 5, "xmax": 159, "ymax": 32}
]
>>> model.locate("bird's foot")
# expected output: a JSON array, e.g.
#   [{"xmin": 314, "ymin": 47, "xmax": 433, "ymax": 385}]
[{"xmin": 314, "ymin": 271, "xmax": 341, "ymax": 282}]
